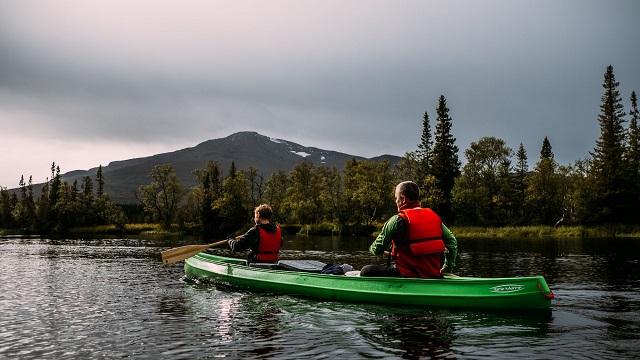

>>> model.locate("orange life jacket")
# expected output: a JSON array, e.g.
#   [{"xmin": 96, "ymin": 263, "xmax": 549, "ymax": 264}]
[
  {"xmin": 392, "ymin": 207, "xmax": 445, "ymax": 278},
  {"xmin": 256, "ymin": 226, "xmax": 282, "ymax": 262}
]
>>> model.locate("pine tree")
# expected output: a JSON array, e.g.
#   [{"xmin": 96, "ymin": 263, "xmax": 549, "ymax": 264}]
[
  {"xmin": 96, "ymin": 165, "xmax": 105, "ymax": 199},
  {"xmin": 213, "ymin": 162, "xmax": 250, "ymax": 234},
  {"xmin": 513, "ymin": 143, "xmax": 529, "ymax": 222},
  {"xmin": 416, "ymin": 111, "xmax": 433, "ymax": 180},
  {"xmin": 81, "ymin": 175, "xmax": 95, "ymax": 218},
  {"xmin": 25, "ymin": 176, "xmax": 36, "ymax": 230},
  {"xmin": 229, "ymin": 161, "xmax": 237, "ymax": 179},
  {"xmin": 540, "ymin": 137, "xmax": 553, "ymax": 160},
  {"xmin": 37, "ymin": 179, "xmax": 50, "ymax": 232},
  {"xmin": 431, "ymin": 95, "xmax": 461, "ymax": 222},
  {"xmin": 586, "ymin": 65, "xmax": 629, "ymax": 223},
  {"xmin": 627, "ymin": 91, "xmax": 640, "ymax": 213},
  {"xmin": 12, "ymin": 176, "xmax": 37, "ymax": 231},
  {"xmin": 193, "ymin": 160, "xmax": 223, "ymax": 233},
  {"xmin": 45, "ymin": 163, "xmax": 62, "ymax": 230},
  {"xmin": 627, "ymin": 91, "xmax": 640, "ymax": 180},
  {"xmin": 526, "ymin": 137, "xmax": 563, "ymax": 225},
  {"xmin": 0, "ymin": 188, "xmax": 17, "ymax": 229}
]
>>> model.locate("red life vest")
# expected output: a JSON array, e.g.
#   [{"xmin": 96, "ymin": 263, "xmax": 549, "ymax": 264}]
[
  {"xmin": 256, "ymin": 226, "xmax": 282, "ymax": 262},
  {"xmin": 393, "ymin": 207, "xmax": 445, "ymax": 278}
]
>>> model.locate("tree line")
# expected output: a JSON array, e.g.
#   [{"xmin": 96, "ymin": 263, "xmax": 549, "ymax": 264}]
[
  {"xmin": 0, "ymin": 164, "xmax": 128, "ymax": 233},
  {"xmin": 1, "ymin": 65, "xmax": 638, "ymax": 234}
]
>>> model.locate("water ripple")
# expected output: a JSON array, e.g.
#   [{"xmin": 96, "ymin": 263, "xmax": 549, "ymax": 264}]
[{"xmin": 1, "ymin": 236, "xmax": 640, "ymax": 359}]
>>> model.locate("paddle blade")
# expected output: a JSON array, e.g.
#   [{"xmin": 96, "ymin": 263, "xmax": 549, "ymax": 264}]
[{"xmin": 161, "ymin": 240, "xmax": 228, "ymax": 265}]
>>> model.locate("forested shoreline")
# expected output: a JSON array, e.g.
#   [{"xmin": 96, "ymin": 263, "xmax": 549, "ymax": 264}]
[{"xmin": 1, "ymin": 66, "xmax": 638, "ymax": 237}]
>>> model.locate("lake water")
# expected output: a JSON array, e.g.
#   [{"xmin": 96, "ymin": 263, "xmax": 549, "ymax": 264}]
[{"xmin": 1, "ymin": 235, "xmax": 639, "ymax": 359}]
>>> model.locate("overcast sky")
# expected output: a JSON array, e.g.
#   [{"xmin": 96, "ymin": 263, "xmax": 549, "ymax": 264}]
[{"xmin": 1, "ymin": 0, "xmax": 639, "ymax": 188}]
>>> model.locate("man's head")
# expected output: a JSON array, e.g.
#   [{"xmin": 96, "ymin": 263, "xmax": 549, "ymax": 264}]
[
  {"xmin": 254, "ymin": 204, "xmax": 273, "ymax": 224},
  {"xmin": 395, "ymin": 181, "xmax": 420, "ymax": 209}
]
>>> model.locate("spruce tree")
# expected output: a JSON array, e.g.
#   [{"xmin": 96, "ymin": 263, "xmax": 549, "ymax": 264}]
[
  {"xmin": 431, "ymin": 95, "xmax": 461, "ymax": 222},
  {"xmin": 526, "ymin": 137, "xmax": 563, "ymax": 225},
  {"xmin": 48, "ymin": 163, "xmax": 62, "ymax": 229},
  {"xmin": 82, "ymin": 176, "xmax": 94, "ymax": 207},
  {"xmin": 586, "ymin": 65, "xmax": 629, "ymax": 224},
  {"xmin": 96, "ymin": 165, "xmax": 105, "ymax": 199},
  {"xmin": 193, "ymin": 160, "xmax": 223, "ymax": 233},
  {"xmin": 15, "ymin": 175, "xmax": 36, "ymax": 230},
  {"xmin": 416, "ymin": 111, "xmax": 433, "ymax": 180},
  {"xmin": 540, "ymin": 137, "xmax": 553, "ymax": 160},
  {"xmin": 26, "ymin": 176, "xmax": 37, "ymax": 231},
  {"xmin": 229, "ymin": 161, "xmax": 237, "ymax": 179},
  {"xmin": 627, "ymin": 91, "xmax": 640, "ymax": 213},
  {"xmin": 627, "ymin": 91, "xmax": 640, "ymax": 180},
  {"xmin": 0, "ymin": 188, "xmax": 17, "ymax": 229},
  {"xmin": 513, "ymin": 143, "xmax": 529, "ymax": 222},
  {"xmin": 213, "ymin": 162, "xmax": 250, "ymax": 234}
]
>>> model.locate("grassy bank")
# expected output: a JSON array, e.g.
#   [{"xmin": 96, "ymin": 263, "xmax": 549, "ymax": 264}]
[
  {"xmin": 289, "ymin": 223, "xmax": 640, "ymax": 238},
  {"xmin": 0, "ymin": 224, "xmax": 182, "ymax": 236},
  {"xmin": 449, "ymin": 225, "xmax": 640, "ymax": 238},
  {"xmin": 67, "ymin": 223, "xmax": 166, "ymax": 235},
  {"xmin": 2, "ymin": 224, "xmax": 640, "ymax": 238}
]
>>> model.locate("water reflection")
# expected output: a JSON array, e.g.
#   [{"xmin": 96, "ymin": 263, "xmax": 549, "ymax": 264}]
[
  {"xmin": 215, "ymin": 297, "xmax": 240, "ymax": 343},
  {"xmin": 239, "ymin": 297, "xmax": 285, "ymax": 357},
  {"xmin": 158, "ymin": 291, "xmax": 188, "ymax": 318},
  {"xmin": 362, "ymin": 313, "xmax": 456, "ymax": 359}
]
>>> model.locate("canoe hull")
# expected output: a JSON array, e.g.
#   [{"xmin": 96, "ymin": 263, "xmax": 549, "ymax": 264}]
[{"xmin": 184, "ymin": 253, "xmax": 554, "ymax": 310}]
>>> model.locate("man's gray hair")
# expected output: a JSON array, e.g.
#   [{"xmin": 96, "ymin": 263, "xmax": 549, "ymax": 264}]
[{"xmin": 397, "ymin": 181, "xmax": 420, "ymax": 201}]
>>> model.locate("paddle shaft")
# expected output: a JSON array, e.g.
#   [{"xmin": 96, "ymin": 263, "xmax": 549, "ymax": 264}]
[{"xmin": 161, "ymin": 239, "xmax": 228, "ymax": 265}]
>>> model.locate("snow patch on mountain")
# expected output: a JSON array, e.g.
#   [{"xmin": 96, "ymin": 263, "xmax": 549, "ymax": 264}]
[{"xmin": 291, "ymin": 151, "xmax": 311, "ymax": 157}]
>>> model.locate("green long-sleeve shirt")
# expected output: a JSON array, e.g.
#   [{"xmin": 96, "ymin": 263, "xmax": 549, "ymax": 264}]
[{"xmin": 369, "ymin": 215, "xmax": 458, "ymax": 272}]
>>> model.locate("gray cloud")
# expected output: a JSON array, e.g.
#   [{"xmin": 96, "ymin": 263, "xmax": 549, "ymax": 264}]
[{"xmin": 1, "ymin": 0, "xmax": 639, "ymax": 186}]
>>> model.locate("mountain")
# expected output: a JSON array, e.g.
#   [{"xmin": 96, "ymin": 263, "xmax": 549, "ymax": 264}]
[{"xmin": 55, "ymin": 131, "xmax": 402, "ymax": 203}]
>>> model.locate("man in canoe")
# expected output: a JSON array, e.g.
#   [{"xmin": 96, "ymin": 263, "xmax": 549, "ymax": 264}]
[
  {"xmin": 361, "ymin": 181, "xmax": 458, "ymax": 278},
  {"xmin": 227, "ymin": 204, "xmax": 284, "ymax": 264}
]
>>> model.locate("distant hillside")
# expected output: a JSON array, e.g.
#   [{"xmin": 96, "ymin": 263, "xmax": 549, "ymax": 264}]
[{"xmin": 52, "ymin": 132, "xmax": 402, "ymax": 203}]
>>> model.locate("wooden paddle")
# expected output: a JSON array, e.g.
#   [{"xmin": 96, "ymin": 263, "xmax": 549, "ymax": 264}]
[{"xmin": 161, "ymin": 239, "xmax": 228, "ymax": 265}]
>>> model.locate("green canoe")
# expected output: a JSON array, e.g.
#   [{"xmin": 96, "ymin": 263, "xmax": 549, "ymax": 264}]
[{"xmin": 184, "ymin": 253, "xmax": 554, "ymax": 310}]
